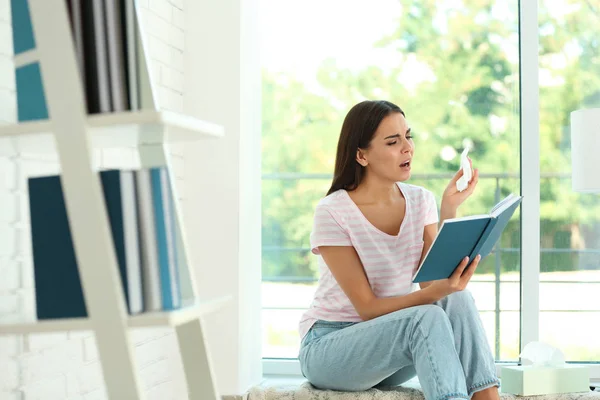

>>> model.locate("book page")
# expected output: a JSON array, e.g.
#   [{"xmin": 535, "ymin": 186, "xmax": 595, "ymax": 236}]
[{"xmin": 490, "ymin": 193, "xmax": 516, "ymax": 215}]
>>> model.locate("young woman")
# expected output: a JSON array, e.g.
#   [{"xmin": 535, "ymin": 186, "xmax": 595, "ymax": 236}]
[{"xmin": 298, "ymin": 100, "xmax": 500, "ymax": 400}]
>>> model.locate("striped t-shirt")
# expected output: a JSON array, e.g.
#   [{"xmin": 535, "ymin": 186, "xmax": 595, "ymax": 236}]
[{"xmin": 298, "ymin": 182, "xmax": 439, "ymax": 340}]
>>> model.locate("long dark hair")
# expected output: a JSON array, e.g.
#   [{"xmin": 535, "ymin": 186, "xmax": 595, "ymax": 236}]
[{"xmin": 326, "ymin": 100, "xmax": 405, "ymax": 196}]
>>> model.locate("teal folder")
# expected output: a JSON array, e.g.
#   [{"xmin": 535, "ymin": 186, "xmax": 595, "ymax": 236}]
[{"xmin": 412, "ymin": 194, "xmax": 522, "ymax": 283}]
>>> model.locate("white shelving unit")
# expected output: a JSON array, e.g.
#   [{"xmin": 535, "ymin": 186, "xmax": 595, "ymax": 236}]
[{"xmin": 0, "ymin": 1, "xmax": 227, "ymax": 399}]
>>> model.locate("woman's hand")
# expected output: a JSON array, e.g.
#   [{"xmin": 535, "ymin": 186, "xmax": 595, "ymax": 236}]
[
  {"xmin": 424, "ymin": 254, "xmax": 481, "ymax": 301},
  {"xmin": 441, "ymin": 157, "xmax": 479, "ymax": 212}
]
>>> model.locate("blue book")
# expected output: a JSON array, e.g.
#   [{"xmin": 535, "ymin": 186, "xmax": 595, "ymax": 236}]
[
  {"xmin": 11, "ymin": 0, "xmax": 49, "ymax": 122},
  {"xmin": 29, "ymin": 175, "xmax": 87, "ymax": 319},
  {"xmin": 10, "ymin": 0, "xmax": 36, "ymax": 55},
  {"xmin": 15, "ymin": 63, "xmax": 49, "ymax": 122},
  {"xmin": 149, "ymin": 168, "xmax": 181, "ymax": 310},
  {"xmin": 412, "ymin": 194, "xmax": 523, "ymax": 283},
  {"xmin": 29, "ymin": 170, "xmax": 143, "ymax": 319}
]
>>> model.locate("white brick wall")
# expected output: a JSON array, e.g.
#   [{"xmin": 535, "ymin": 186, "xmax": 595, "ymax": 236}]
[
  {"xmin": 0, "ymin": 1, "xmax": 20, "ymax": 398},
  {"xmin": 0, "ymin": 0, "xmax": 189, "ymax": 398}
]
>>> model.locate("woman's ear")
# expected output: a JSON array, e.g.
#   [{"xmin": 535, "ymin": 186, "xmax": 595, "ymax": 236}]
[{"xmin": 356, "ymin": 148, "xmax": 368, "ymax": 167}]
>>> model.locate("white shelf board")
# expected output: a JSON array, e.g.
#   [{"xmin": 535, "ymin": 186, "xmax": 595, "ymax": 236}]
[
  {"xmin": 0, "ymin": 109, "xmax": 224, "ymax": 153},
  {"xmin": 0, "ymin": 316, "xmax": 91, "ymax": 335},
  {"xmin": 128, "ymin": 295, "xmax": 231, "ymax": 328},
  {"xmin": 0, "ymin": 295, "xmax": 231, "ymax": 335}
]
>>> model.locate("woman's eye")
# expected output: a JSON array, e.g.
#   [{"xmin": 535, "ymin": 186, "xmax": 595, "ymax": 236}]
[
  {"xmin": 387, "ymin": 141, "xmax": 397, "ymax": 146},
  {"xmin": 406, "ymin": 135, "xmax": 413, "ymax": 140}
]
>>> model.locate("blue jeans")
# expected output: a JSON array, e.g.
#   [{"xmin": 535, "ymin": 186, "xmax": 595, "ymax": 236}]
[{"xmin": 298, "ymin": 291, "xmax": 499, "ymax": 400}]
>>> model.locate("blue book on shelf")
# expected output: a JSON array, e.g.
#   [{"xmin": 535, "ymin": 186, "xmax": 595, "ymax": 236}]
[
  {"xmin": 29, "ymin": 175, "xmax": 87, "ymax": 319},
  {"xmin": 149, "ymin": 168, "xmax": 181, "ymax": 310},
  {"xmin": 11, "ymin": 0, "xmax": 49, "ymax": 122},
  {"xmin": 412, "ymin": 194, "xmax": 523, "ymax": 283},
  {"xmin": 100, "ymin": 170, "xmax": 143, "ymax": 315},
  {"xmin": 29, "ymin": 170, "xmax": 143, "ymax": 319},
  {"xmin": 15, "ymin": 63, "xmax": 48, "ymax": 121},
  {"xmin": 11, "ymin": 0, "xmax": 36, "ymax": 55}
]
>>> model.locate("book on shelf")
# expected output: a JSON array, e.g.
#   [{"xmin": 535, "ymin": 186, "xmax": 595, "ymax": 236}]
[
  {"xmin": 11, "ymin": 0, "xmax": 49, "ymax": 122},
  {"xmin": 412, "ymin": 193, "xmax": 523, "ymax": 283},
  {"xmin": 66, "ymin": 0, "xmax": 86, "ymax": 91},
  {"xmin": 104, "ymin": 0, "xmax": 130, "ymax": 112},
  {"xmin": 10, "ymin": 0, "xmax": 36, "ymax": 55},
  {"xmin": 28, "ymin": 167, "xmax": 182, "ymax": 320},
  {"xmin": 101, "ymin": 170, "xmax": 144, "ymax": 315},
  {"xmin": 123, "ymin": 0, "xmax": 140, "ymax": 110},
  {"xmin": 76, "ymin": 0, "xmax": 138, "ymax": 113},
  {"xmin": 135, "ymin": 168, "xmax": 181, "ymax": 311},
  {"xmin": 135, "ymin": 169, "xmax": 162, "ymax": 312},
  {"xmin": 12, "ymin": 0, "xmax": 144, "ymax": 116}
]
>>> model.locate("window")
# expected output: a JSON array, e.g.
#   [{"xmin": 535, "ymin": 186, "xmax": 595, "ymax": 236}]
[
  {"xmin": 261, "ymin": 0, "xmax": 522, "ymax": 361},
  {"xmin": 538, "ymin": 0, "xmax": 600, "ymax": 361},
  {"xmin": 260, "ymin": 0, "xmax": 600, "ymax": 371}
]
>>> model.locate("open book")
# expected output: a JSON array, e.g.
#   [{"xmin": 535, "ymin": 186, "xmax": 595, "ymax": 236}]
[{"xmin": 412, "ymin": 193, "xmax": 523, "ymax": 283}]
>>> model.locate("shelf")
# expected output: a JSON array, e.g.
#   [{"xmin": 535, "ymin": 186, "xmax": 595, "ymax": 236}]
[
  {"xmin": 0, "ymin": 109, "xmax": 224, "ymax": 153},
  {"xmin": 128, "ymin": 295, "xmax": 231, "ymax": 328},
  {"xmin": 0, "ymin": 316, "xmax": 91, "ymax": 334},
  {"xmin": 0, "ymin": 295, "xmax": 231, "ymax": 335}
]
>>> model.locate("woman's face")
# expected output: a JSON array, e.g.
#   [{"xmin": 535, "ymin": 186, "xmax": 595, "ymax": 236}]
[{"xmin": 357, "ymin": 112, "xmax": 414, "ymax": 183}]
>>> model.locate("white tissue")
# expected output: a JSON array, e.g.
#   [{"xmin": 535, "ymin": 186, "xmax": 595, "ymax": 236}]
[
  {"xmin": 520, "ymin": 341, "xmax": 565, "ymax": 367},
  {"xmin": 456, "ymin": 147, "xmax": 472, "ymax": 192}
]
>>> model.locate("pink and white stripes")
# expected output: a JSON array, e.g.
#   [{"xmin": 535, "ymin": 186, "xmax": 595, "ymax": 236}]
[{"xmin": 298, "ymin": 182, "xmax": 439, "ymax": 340}]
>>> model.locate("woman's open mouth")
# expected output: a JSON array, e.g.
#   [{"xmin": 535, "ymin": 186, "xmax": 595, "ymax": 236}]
[{"xmin": 400, "ymin": 160, "xmax": 411, "ymax": 169}]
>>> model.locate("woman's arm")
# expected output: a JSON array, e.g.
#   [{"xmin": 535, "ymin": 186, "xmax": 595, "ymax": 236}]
[
  {"xmin": 319, "ymin": 246, "xmax": 439, "ymax": 320},
  {"xmin": 418, "ymin": 223, "xmax": 438, "ymax": 289},
  {"xmin": 318, "ymin": 244, "xmax": 479, "ymax": 321},
  {"xmin": 439, "ymin": 205, "xmax": 457, "ymax": 226}
]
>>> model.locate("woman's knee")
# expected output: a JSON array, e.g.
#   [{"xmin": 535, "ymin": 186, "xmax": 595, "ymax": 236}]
[
  {"xmin": 415, "ymin": 304, "xmax": 450, "ymax": 328},
  {"xmin": 409, "ymin": 305, "xmax": 455, "ymax": 344},
  {"xmin": 447, "ymin": 290, "xmax": 474, "ymax": 305},
  {"xmin": 444, "ymin": 290, "xmax": 479, "ymax": 313}
]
